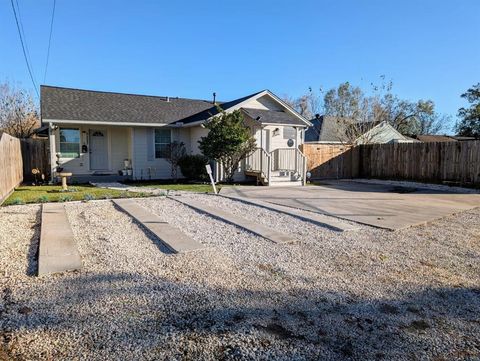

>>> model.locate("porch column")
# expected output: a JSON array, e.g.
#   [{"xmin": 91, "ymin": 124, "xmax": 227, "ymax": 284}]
[
  {"xmin": 48, "ymin": 123, "xmax": 57, "ymax": 183},
  {"xmin": 294, "ymin": 127, "xmax": 299, "ymax": 171}
]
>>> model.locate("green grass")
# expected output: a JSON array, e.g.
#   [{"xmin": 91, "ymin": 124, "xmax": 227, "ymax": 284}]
[
  {"xmin": 3, "ymin": 185, "xmax": 146, "ymax": 206},
  {"xmin": 127, "ymin": 182, "xmax": 221, "ymax": 193}
]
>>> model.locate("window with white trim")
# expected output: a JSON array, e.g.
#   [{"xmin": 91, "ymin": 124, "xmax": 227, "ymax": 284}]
[
  {"xmin": 154, "ymin": 129, "xmax": 171, "ymax": 158},
  {"xmin": 59, "ymin": 128, "xmax": 80, "ymax": 158}
]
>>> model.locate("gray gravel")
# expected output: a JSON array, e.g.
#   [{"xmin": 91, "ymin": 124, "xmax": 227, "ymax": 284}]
[{"xmin": 1, "ymin": 195, "xmax": 479, "ymax": 360}]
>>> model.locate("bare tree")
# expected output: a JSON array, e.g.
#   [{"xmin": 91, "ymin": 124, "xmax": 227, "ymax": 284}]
[
  {"xmin": 166, "ymin": 141, "xmax": 186, "ymax": 182},
  {"xmin": 323, "ymin": 82, "xmax": 377, "ymax": 144},
  {"xmin": 290, "ymin": 78, "xmax": 450, "ymax": 144},
  {"xmin": 282, "ymin": 87, "xmax": 324, "ymax": 120},
  {"xmin": 0, "ymin": 81, "xmax": 39, "ymax": 138}
]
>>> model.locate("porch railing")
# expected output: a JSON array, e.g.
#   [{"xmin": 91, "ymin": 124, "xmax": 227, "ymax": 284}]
[
  {"xmin": 270, "ymin": 148, "xmax": 307, "ymax": 185},
  {"xmin": 245, "ymin": 147, "xmax": 271, "ymax": 183}
]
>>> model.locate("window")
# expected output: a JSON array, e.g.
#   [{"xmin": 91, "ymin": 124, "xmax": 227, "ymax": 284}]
[
  {"xmin": 155, "ymin": 129, "xmax": 171, "ymax": 158},
  {"xmin": 59, "ymin": 128, "xmax": 80, "ymax": 158},
  {"xmin": 283, "ymin": 126, "xmax": 296, "ymax": 139}
]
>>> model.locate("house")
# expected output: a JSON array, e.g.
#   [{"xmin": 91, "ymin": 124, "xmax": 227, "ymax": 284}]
[
  {"xmin": 305, "ymin": 115, "xmax": 416, "ymax": 144},
  {"xmin": 355, "ymin": 121, "xmax": 418, "ymax": 144},
  {"xmin": 413, "ymin": 135, "xmax": 478, "ymax": 142},
  {"xmin": 41, "ymin": 86, "xmax": 311, "ymax": 186},
  {"xmin": 414, "ymin": 135, "xmax": 456, "ymax": 142}
]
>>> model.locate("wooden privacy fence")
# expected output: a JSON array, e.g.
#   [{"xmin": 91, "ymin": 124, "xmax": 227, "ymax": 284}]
[
  {"xmin": 0, "ymin": 132, "xmax": 23, "ymax": 204},
  {"xmin": 300, "ymin": 143, "xmax": 358, "ymax": 179},
  {"xmin": 359, "ymin": 141, "xmax": 480, "ymax": 185},
  {"xmin": 20, "ymin": 138, "xmax": 49, "ymax": 181},
  {"xmin": 302, "ymin": 141, "xmax": 480, "ymax": 186}
]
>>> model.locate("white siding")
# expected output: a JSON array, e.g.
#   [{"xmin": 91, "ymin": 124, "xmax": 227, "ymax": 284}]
[
  {"xmin": 54, "ymin": 125, "xmax": 90, "ymax": 174},
  {"xmin": 189, "ymin": 126, "xmax": 209, "ymax": 154},
  {"xmin": 132, "ymin": 127, "xmax": 193, "ymax": 180},
  {"xmin": 263, "ymin": 125, "xmax": 302, "ymax": 151},
  {"xmin": 241, "ymin": 94, "xmax": 284, "ymax": 111},
  {"xmin": 54, "ymin": 125, "xmax": 132, "ymax": 175},
  {"xmin": 110, "ymin": 127, "xmax": 130, "ymax": 171},
  {"xmin": 132, "ymin": 127, "xmax": 169, "ymax": 180}
]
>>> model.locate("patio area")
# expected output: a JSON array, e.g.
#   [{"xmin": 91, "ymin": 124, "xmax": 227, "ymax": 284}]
[{"xmin": 220, "ymin": 180, "xmax": 480, "ymax": 229}]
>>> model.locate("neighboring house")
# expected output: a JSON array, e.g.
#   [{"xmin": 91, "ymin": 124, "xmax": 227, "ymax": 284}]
[
  {"xmin": 41, "ymin": 86, "xmax": 311, "ymax": 185},
  {"xmin": 305, "ymin": 115, "xmax": 349, "ymax": 143},
  {"xmin": 414, "ymin": 135, "xmax": 456, "ymax": 142},
  {"xmin": 355, "ymin": 121, "xmax": 417, "ymax": 144},
  {"xmin": 414, "ymin": 135, "xmax": 478, "ymax": 142},
  {"xmin": 306, "ymin": 115, "xmax": 416, "ymax": 144}
]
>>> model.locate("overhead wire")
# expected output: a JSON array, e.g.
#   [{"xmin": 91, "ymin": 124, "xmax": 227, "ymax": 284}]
[
  {"xmin": 10, "ymin": 0, "xmax": 39, "ymax": 98},
  {"xmin": 43, "ymin": 0, "xmax": 56, "ymax": 83}
]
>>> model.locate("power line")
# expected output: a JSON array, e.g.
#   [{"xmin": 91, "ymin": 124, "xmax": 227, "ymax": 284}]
[
  {"xmin": 10, "ymin": 0, "xmax": 39, "ymax": 98},
  {"xmin": 43, "ymin": 0, "xmax": 56, "ymax": 83},
  {"xmin": 15, "ymin": 0, "xmax": 36, "ymax": 85}
]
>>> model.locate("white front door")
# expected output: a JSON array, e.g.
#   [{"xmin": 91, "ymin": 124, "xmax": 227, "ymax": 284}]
[{"xmin": 89, "ymin": 129, "xmax": 109, "ymax": 170}]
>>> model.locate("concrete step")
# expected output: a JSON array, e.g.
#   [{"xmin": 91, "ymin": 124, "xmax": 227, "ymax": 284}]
[
  {"xmin": 170, "ymin": 196, "xmax": 296, "ymax": 244},
  {"xmin": 222, "ymin": 195, "xmax": 359, "ymax": 231},
  {"xmin": 38, "ymin": 203, "xmax": 82, "ymax": 276},
  {"xmin": 269, "ymin": 180, "xmax": 303, "ymax": 187},
  {"xmin": 113, "ymin": 199, "xmax": 203, "ymax": 253}
]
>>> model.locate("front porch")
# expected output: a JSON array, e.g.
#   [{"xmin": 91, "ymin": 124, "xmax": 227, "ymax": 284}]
[
  {"xmin": 243, "ymin": 147, "xmax": 307, "ymax": 186},
  {"xmin": 49, "ymin": 124, "xmax": 135, "ymax": 183}
]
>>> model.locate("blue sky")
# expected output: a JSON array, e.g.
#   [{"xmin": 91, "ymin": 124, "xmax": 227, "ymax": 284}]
[{"xmin": 1, "ymin": 0, "xmax": 479, "ymax": 121}]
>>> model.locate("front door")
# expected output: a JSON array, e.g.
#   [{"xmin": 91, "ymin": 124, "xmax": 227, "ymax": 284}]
[{"xmin": 89, "ymin": 129, "xmax": 109, "ymax": 170}]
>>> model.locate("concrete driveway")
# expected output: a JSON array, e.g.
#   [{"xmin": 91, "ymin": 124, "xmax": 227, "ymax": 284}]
[{"xmin": 220, "ymin": 180, "xmax": 480, "ymax": 230}]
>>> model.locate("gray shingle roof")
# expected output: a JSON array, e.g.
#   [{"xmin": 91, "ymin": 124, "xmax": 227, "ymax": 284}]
[
  {"xmin": 242, "ymin": 108, "xmax": 305, "ymax": 126},
  {"xmin": 176, "ymin": 91, "xmax": 264, "ymax": 125},
  {"xmin": 305, "ymin": 116, "xmax": 349, "ymax": 142},
  {"xmin": 41, "ymin": 86, "xmax": 306, "ymax": 127},
  {"xmin": 41, "ymin": 86, "xmax": 215, "ymax": 124}
]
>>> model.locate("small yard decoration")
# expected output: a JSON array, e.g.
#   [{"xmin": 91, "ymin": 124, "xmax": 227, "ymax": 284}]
[
  {"xmin": 199, "ymin": 109, "xmax": 256, "ymax": 183},
  {"xmin": 31, "ymin": 168, "xmax": 40, "ymax": 185}
]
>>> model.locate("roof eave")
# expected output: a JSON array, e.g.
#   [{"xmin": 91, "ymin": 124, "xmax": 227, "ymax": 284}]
[{"xmin": 42, "ymin": 119, "xmax": 172, "ymax": 127}]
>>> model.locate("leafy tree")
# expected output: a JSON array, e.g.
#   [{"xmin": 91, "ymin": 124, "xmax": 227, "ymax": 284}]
[
  {"xmin": 166, "ymin": 141, "xmax": 186, "ymax": 182},
  {"xmin": 456, "ymin": 83, "xmax": 480, "ymax": 138},
  {"xmin": 0, "ymin": 81, "xmax": 39, "ymax": 138},
  {"xmin": 199, "ymin": 109, "xmax": 256, "ymax": 183}
]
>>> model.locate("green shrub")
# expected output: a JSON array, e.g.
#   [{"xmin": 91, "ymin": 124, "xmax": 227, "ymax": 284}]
[
  {"xmin": 11, "ymin": 197, "xmax": 24, "ymax": 205},
  {"xmin": 37, "ymin": 195, "xmax": 49, "ymax": 203},
  {"xmin": 178, "ymin": 154, "xmax": 209, "ymax": 181},
  {"xmin": 59, "ymin": 195, "xmax": 73, "ymax": 202},
  {"xmin": 83, "ymin": 193, "xmax": 95, "ymax": 201}
]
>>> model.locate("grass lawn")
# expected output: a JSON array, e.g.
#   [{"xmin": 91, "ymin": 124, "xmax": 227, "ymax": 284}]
[
  {"xmin": 3, "ymin": 185, "xmax": 147, "ymax": 206},
  {"xmin": 126, "ymin": 182, "xmax": 224, "ymax": 193}
]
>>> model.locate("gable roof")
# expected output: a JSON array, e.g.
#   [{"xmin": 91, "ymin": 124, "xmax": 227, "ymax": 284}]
[
  {"xmin": 306, "ymin": 116, "xmax": 416, "ymax": 144},
  {"xmin": 356, "ymin": 121, "xmax": 416, "ymax": 144},
  {"xmin": 41, "ymin": 86, "xmax": 311, "ymax": 128},
  {"xmin": 174, "ymin": 90, "xmax": 264, "ymax": 125},
  {"xmin": 415, "ymin": 135, "xmax": 456, "ymax": 142},
  {"xmin": 305, "ymin": 116, "xmax": 350, "ymax": 142},
  {"xmin": 242, "ymin": 108, "xmax": 306, "ymax": 126}
]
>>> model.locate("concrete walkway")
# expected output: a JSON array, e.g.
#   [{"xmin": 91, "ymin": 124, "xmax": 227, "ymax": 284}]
[
  {"xmin": 221, "ymin": 194, "xmax": 359, "ymax": 232},
  {"xmin": 220, "ymin": 181, "xmax": 480, "ymax": 230},
  {"xmin": 38, "ymin": 203, "xmax": 82, "ymax": 276},
  {"xmin": 113, "ymin": 199, "xmax": 203, "ymax": 253},
  {"xmin": 91, "ymin": 182, "xmax": 167, "ymax": 196},
  {"xmin": 170, "ymin": 196, "xmax": 296, "ymax": 244}
]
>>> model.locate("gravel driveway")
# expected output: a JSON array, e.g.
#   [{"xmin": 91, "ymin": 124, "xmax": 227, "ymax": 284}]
[{"xmin": 1, "ymin": 194, "xmax": 479, "ymax": 360}]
